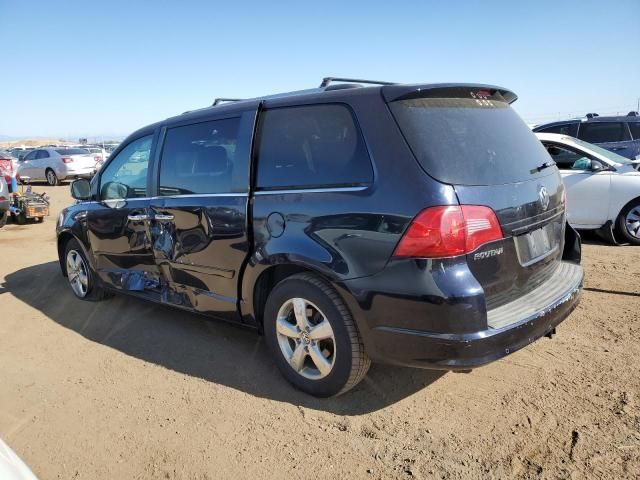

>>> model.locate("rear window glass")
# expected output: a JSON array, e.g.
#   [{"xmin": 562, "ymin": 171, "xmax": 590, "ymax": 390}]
[
  {"xmin": 536, "ymin": 122, "xmax": 578, "ymax": 137},
  {"xmin": 578, "ymin": 122, "xmax": 630, "ymax": 143},
  {"xmin": 389, "ymin": 96, "xmax": 553, "ymax": 186},
  {"xmin": 55, "ymin": 148, "xmax": 89, "ymax": 155},
  {"xmin": 256, "ymin": 104, "xmax": 373, "ymax": 190}
]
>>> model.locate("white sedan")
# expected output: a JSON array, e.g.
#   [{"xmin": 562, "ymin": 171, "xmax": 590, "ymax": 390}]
[
  {"xmin": 536, "ymin": 132, "xmax": 640, "ymax": 245},
  {"xmin": 17, "ymin": 147, "xmax": 98, "ymax": 186}
]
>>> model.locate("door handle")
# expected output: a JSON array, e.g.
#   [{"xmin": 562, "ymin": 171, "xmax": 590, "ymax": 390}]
[
  {"xmin": 154, "ymin": 213, "xmax": 174, "ymax": 221},
  {"xmin": 127, "ymin": 214, "xmax": 149, "ymax": 222}
]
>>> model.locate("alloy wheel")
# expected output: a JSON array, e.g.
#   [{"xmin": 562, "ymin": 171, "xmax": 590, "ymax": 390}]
[
  {"xmin": 66, "ymin": 249, "xmax": 89, "ymax": 298},
  {"xmin": 47, "ymin": 170, "xmax": 56, "ymax": 185},
  {"xmin": 625, "ymin": 206, "xmax": 640, "ymax": 239},
  {"xmin": 275, "ymin": 297, "xmax": 336, "ymax": 380}
]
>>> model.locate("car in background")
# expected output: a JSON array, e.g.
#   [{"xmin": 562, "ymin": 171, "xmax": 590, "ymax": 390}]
[
  {"xmin": 536, "ymin": 132, "xmax": 640, "ymax": 245},
  {"xmin": 83, "ymin": 146, "xmax": 108, "ymax": 163},
  {"xmin": 0, "ymin": 150, "xmax": 16, "ymax": 184},
  {"xmin": 10, "ymin": 148, "xmax": 34, "ymax": 162},
  {"xmin": 17, "ymin": 147, "xmax": 97, "ymax": 186},
  {"xmin": 0, "ymin": 176, "xmax": 9, "ymax": 227},
  {"xmin": 533, "ymin": 112, "xmax": 640, "ymax": 160}
]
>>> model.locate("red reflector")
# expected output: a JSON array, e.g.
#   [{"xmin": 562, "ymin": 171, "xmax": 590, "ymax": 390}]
[
  {"xmin": 62, "ymin": 157, "xmax": 73, "ymax": 164},
  {"xmin": 393, "ymin": 205, "xmax": 503, "ymax": 258}
]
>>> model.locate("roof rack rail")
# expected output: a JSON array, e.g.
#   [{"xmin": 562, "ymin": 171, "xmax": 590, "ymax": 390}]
[
  {"xmin": 212, "ymin": 98, "xmax": 243, "ymax": 106},
  {"xmin": 585, "ymin": 112, "xmax": 599, "ymax": 119},
  {"xmin": 319, "ymin": 77, "xmax": 396, "ymax": 88},
  {"xmin": 627, "ymin": 111, "xmax": 638, "ymax": 117}
]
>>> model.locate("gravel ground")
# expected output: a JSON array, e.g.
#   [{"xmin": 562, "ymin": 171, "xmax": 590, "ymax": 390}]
[{"xmin": 0, "ymin": 185, "xmax": 638, "ymax": 479}]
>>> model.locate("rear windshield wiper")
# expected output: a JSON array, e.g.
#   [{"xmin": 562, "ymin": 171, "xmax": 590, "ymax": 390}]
[{"xmin": 531, "ymin": 160, "xmax": 556, "ymax": 174}]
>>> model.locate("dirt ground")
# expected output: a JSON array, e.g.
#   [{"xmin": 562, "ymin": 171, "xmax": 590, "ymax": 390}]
[{"xmin": 0, "ymin": 185, "xmax": 638, "ymax": 480}]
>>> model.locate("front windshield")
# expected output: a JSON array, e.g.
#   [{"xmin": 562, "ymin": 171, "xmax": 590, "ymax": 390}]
[{"xmin": 572, "ymin": 137, "xmax": 635, "ymax": 165}]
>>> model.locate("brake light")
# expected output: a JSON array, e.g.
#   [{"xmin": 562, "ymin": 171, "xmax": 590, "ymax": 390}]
[
  {"xmin": 94, "ymin": 155, "xmax": 102, "ymax": 162},
  {"xmin": 393, "ymin": 205, "xmax": 503, "ymax": 258},
  {"xmin": 62, "ymin": 157, "xmax": 73, "ymax": 164}
]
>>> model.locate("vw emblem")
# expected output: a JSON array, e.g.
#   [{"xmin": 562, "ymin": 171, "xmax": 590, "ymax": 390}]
[{"xmin": 538, "ymin": 186, "xmax": 550, "ymax": 211}]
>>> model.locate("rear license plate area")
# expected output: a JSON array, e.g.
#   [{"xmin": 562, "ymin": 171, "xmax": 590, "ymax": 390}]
[{"xmin": 514, "ymin": 221, "xmax": 561, "ymax": 266}]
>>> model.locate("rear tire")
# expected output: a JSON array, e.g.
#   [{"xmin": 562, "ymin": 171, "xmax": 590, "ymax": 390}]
[
  {"xmin": 63, "ymin": 238, "xmax": 109, "ymax": 301},
  {"xmin": 0, "ymin": 211, "xmax": 7, "ymax": 228},
  {"xmin": 616, "ymin": 199, "xmax": 640, "ymax": 245},
  {"xmin": 46, "ymin": 169, "xmax": 59, "ymax": 186},
  {"xmin": 16, "ymin": 212, "xmax": 27, "ymax": 225},
  {"xmin": 263, "ymin": 273, "xmax": 370, "ymax": 397}
]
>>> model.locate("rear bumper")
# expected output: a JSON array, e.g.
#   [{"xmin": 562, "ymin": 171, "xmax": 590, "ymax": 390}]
[
  {"xmin": 341, "ymin": 261, "xmax": 583, "ymax": 370},
  {"xmin": 60, "ymin": 166, "xmax": 95, "ymax": 179}
]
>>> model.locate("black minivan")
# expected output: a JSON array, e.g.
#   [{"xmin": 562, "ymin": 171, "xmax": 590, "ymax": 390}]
[{"xmin": 57, "ymin": 78, "xmax": 583, "ymax": 397}]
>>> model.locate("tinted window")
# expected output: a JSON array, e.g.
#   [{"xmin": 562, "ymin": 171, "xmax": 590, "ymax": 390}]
[
  {"xmin": 35, "ymin": 150, "xmax": 49, "ymax": 159},
  {"xmin": 159, "ymin": 118, "xmax": 241, "ymax": 195},
  {"xmin": 578, "ymin": 122, "xmax": 630, "ymax": 143},
  {"xmin": 537, "ymin": 122, "xmax": 578, "ymax": 137},
  {"xmin": 389, "ymin": 96, "xmax": 552, "ymax": 186},
  {"xmin": 55, "ymin": 148, "xmax": 89, "ymax": 155},
  {"xmin": 23, "ymin": 151, "xmax": 37, "ymax": 161},
  {"xmin": 629, "ymin": 122, "xmax": 640, "ymax": 140},
  {"xmin": 99, "ymin": 135, "xmax": 152, "ymax": 200},
  {"xmin": 544, "ymin": 144, "xmax": 591, "ymax": 170},
  {"xmin": 256, "ymin": 104, "xmax": 373, "ymax": 189}
]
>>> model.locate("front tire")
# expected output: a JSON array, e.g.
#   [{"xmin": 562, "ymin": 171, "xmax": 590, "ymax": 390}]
[
  {"xmin": 46, "ymin": 168, "xmax": 59, "ymax": 186},
  {"xmin": 264, "ymin": 273, "xmax": 370, "ymax": 397},
  {"xmin": 616, "ymin": 199, "xmax": 640, "ymax": 245},
  {"xmin": 64, "ymin": 239, "xmax": 109, "ymax": 300}
]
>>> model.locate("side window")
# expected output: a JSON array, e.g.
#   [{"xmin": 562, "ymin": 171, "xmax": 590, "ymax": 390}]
[
  {"xmin": 256, "ymin": 104, "xmax": 373, "ymax": 190},
  {"xmin": 538, "ymin": 122, "xmax": 578, "ymax": 137},
  {"xmin": 36, "ymin": 150, "xmax": 50, "ymax": 159},
  {"xmin": 23, "ymin": 151, "xmax": 37, "ymax": 161},
  {"xmin": 545, "ymin": 144, "xmax": 591, "ymax": 170},
  {"xmin": 628, "ymin": 122, "xmax": 640, "ymax": 140},
  {"xmin": 578, "ymin": 122, "xmax": 631, "ymax": 143},
  {"xmin": 99, "ymin": 135, "xmax": 152, "ymax": 200},
  {"xmin": 159, "ymin": 117, "xmax": 241, "ymax": 195}
]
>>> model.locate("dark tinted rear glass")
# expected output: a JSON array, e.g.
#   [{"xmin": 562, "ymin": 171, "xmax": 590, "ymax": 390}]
[
  {"xmin": 628, "ymin": 122, "xmax": 640, "ymax": 140},
  {"xmin": 389, "ymin": 96, "xmax": 553, "ymax": 185},
  {"xmin": 256, "ymin": 104, "xmax": 373, "ymax": 189},
  {"xmin": 578, "ymin": 122, "xmax": 630, "ymax": 143},
  {"xmin": 536, "ymin": 122, "xmax": 578, "ymax": 137},
  {"xmin": 55, "ymin": 148, "xmax": 89, "ymax": 155}
]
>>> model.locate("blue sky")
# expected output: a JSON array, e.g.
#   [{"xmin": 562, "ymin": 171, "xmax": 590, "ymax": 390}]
[{"xmin": 1, "ymin": 0, "xmax": 639, "ymax": 139}]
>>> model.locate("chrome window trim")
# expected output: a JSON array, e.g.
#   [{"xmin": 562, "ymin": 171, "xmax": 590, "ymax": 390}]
[
  {"xmin": 254, "ymin": 186, "xmax": 368, "ymax": 195},
  {"xmin": 156, "ymin": 192, "xmax": 249, "ymax": 199}
]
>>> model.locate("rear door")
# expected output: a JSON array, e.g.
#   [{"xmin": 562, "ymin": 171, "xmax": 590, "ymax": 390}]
[
  {"xmin": 386, "ymin": 86, "xmax": 568, "ymax": 310},
  {"xmin": 148, "ymin": 109, "xmax": 257, "ymax": 322},
  {"xmin": 86, "ymin": 134, "xmax": 159, "ymax": 291},
  {"xmin": 578, "ymin": 121, "xmax": 635, "ymax": 159}
]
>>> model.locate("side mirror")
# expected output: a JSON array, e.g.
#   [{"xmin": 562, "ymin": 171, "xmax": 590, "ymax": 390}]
[
  {"xmin": 591, "ymin": 162, "xmax": 604, "ymax": 173},
  {"xmin": 70, "ymin": 178, "xmax": 91, "ymax": 200}
]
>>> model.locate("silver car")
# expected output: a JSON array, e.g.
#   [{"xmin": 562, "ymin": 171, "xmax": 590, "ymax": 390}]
[{"xmin": 17, "ymin": 148, "xmax": 98, "ymax": 186}]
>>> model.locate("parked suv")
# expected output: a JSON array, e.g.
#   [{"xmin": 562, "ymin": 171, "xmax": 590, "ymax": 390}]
[
  {"xmin": 57, "ymin": 78, "xmax": 583, "ymax": 397},
  {"xmin": 533, "ymin": 112, "xmax": 640, "ymax": 160}
]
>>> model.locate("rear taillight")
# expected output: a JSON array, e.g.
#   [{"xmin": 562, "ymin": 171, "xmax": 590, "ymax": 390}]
[
  {"xmin": 393, "ymin": 205, "xmax": 503, "ymax": 258},
  {"xmin": 62, "ymin": 157, "xmax": 73, "ymax": 164},
  {"xmin": 94, "ymin": 155, "xmax": 102, "ymax": 162}
]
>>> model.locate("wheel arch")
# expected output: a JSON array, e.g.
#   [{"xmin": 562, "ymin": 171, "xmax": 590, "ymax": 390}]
[
  {"xmin": 242, "ymin": 261, "xmax": 346, "ymax": 331},
  {"xmin": 57, "ymin": 230, "xmax": 95, "ymax": 276}
]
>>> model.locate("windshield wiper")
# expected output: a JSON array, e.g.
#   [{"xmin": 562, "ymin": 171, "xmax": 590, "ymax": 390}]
[{"xmin": 531, "ymin": 160, "xmax": 556, "ymax": 174}]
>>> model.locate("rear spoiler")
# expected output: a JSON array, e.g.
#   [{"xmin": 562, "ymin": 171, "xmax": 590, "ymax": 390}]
[{"xmin": 381, "ymin": 83, "xmax": 518, "ymax": 104}]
